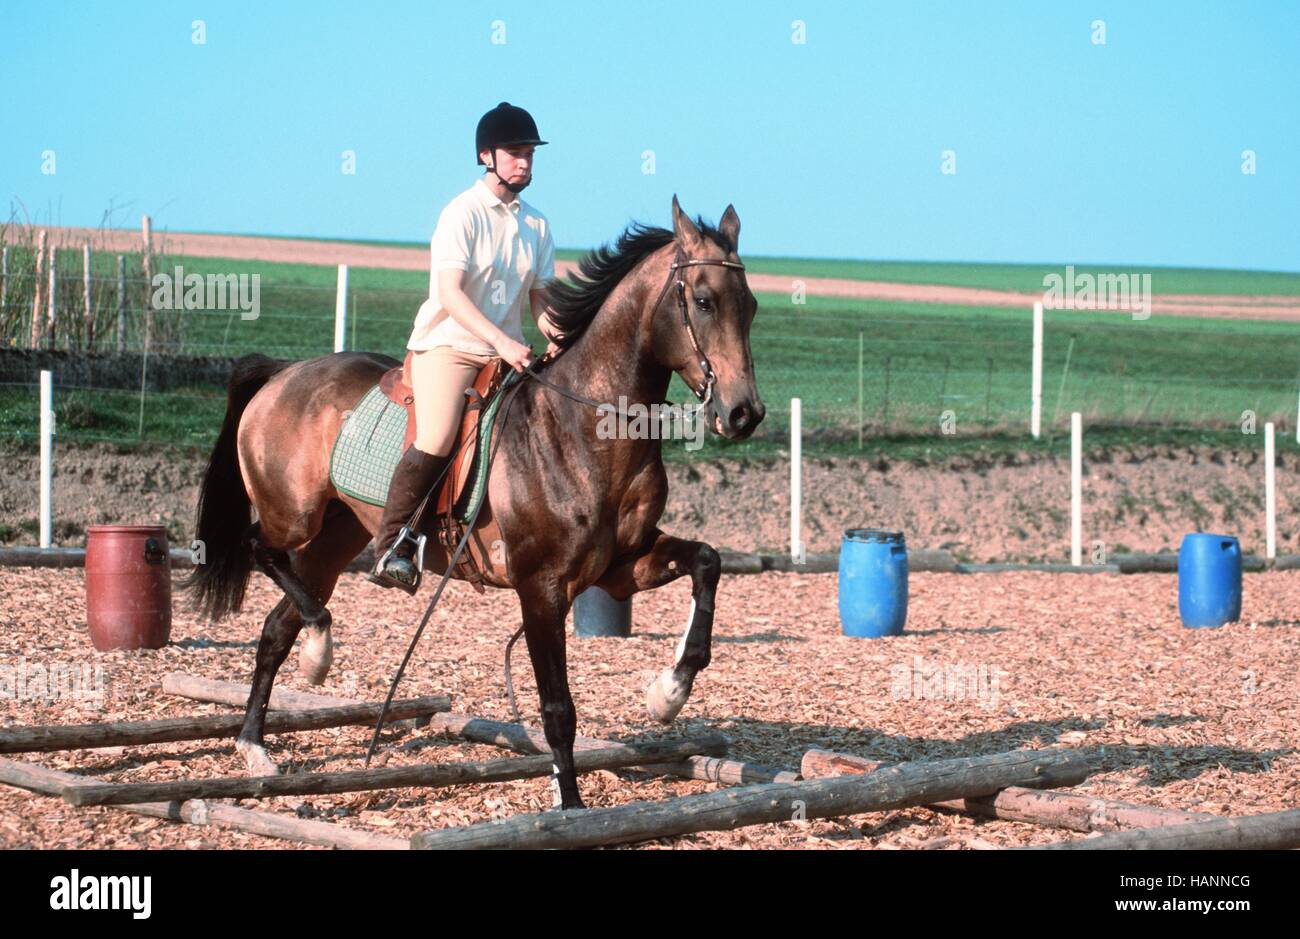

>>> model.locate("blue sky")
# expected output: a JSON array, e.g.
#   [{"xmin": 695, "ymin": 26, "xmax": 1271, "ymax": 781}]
[{"xmin": 4, "ymin": 1, "xmax": 1297, "ymax": 270}]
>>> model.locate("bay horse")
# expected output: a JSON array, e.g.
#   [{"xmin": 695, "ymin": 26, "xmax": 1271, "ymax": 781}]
[{"xmin": 185, "ymin": 196, "xmax": 763, "ymax": 809}]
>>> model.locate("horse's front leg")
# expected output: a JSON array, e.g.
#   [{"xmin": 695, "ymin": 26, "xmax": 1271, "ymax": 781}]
[{"xmin": 595, "ymin": 529, "xmax": 720, "ymax": 724}]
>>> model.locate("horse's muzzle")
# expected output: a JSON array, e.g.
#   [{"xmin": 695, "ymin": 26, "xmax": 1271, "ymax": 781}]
[{"xmin": 710, "ymin": 397, "xmax": 765, "ymax": 440}]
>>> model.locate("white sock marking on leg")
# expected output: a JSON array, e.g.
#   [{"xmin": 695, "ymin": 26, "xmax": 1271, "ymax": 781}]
[{"xmin": 674, "ymin": 597, "xmax": 696, "ymax": 668}]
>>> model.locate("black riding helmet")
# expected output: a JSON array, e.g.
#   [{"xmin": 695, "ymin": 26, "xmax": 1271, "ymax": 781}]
[{"xmin": 475, "ymin": 102, "xmax": 548, "ymax": 165}]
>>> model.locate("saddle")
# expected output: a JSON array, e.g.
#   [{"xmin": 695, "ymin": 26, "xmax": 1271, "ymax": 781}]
[{"xmin": 378, "ymin": 351, "xmax": 510, "ymax": 593}]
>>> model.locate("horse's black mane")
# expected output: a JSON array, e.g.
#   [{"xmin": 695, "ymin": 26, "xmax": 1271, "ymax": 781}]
[{"xmin": 544, "ymin": 216, "xmax": 735, "ymax": 349}]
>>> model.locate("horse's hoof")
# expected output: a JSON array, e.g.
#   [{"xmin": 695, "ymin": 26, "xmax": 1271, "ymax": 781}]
[
  {"xmin": 235, "ymin": 740, "xmax": 280, "ymax": 777},
  {"xmin": 646, "ymin": 668, "xmax": 694, "ymax": 724},
  {"xmin": 298, "ymin": 656, "xmax": 331, "ymax": 685}
]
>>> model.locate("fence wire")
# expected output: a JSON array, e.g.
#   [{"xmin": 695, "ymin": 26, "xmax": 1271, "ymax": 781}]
[{"xmin": 1, "ymin": 250, "xmax": 1297, "ymax": 453}]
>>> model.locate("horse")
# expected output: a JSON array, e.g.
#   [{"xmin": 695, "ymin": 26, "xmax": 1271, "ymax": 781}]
[{"xmin": 185, "ymin": 196, "xmax": 763, "ymax": 809}]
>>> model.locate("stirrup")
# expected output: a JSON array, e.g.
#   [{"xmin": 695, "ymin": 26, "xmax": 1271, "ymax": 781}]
[{"xmin": 369, "ymin": 525, "xmax": 427, "ymax": 594}]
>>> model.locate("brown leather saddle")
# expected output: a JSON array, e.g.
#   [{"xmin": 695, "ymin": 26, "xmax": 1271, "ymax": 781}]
[{"xmin": 377, "ymin": 350, "xmax": 510, "ymax": 593}]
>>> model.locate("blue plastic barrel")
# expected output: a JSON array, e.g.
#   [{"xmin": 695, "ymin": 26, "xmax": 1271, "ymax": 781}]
[
  {"xmin": 572, "ymin": 586, "xmax": 632, "ymax": 638},
  {"xmin": 838, "ymin": 529, "xmax": 909, "ymax": 638},
  {"xmin": 1178, "ymin": 533, "xmax": 1242, "ymax": 629}
]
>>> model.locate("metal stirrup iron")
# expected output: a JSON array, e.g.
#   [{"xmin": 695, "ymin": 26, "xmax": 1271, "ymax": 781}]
[{"xmin": 374, "ymin": 524, "xmax": 428, "ymax": 589}]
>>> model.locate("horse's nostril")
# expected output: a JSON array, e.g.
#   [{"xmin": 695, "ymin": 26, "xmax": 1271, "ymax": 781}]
[{"xmin": 730, "ymin": 405, "xmax": 752, "ymax": 431}]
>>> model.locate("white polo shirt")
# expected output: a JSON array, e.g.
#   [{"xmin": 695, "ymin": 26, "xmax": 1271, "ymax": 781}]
[{"xmin": 407, "ymin": 177, "xmax": 556, "ymax": 354}]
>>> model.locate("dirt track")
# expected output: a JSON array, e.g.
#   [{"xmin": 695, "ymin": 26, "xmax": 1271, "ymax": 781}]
[
  {"xmin": 1, "ymin": 566, "xmax": 1295, "ymax": 849},
  {"xmin": 39, "ymin": 227, "xmax": 1300, "ymax": 322}
]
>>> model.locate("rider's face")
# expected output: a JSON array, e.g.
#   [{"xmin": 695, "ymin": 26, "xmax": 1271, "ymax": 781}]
[{"xmin": 483, "ymin": 145, "xmax": 534, "ymax": 183}]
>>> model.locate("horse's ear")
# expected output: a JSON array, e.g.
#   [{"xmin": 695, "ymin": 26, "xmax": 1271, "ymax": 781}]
[
  {"xmin": 718, "ymin": 204, "xmax": 740, "ymax": 251},
  {"xmin": 671, "ymin": 194, "xmax": 703, "ymax": 247}
]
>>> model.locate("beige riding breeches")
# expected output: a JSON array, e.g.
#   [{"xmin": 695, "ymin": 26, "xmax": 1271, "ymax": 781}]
[{"xmin": 409, "ymin": 345, "xmax": 497, "ymax": 456}]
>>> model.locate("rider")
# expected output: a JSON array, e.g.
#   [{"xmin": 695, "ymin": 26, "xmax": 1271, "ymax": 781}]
[{"xmin": 370, "ymin": 101, "xmax": 564, "ymax": 592}]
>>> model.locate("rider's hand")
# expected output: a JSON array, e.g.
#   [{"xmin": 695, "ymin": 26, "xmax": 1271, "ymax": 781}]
[
  {"xmin": 538, "ymin": 312, "xmax": 565, "ymax": 360},
  {"xmin": 494, "ymin": 335, "xmax": 535, "ymax": 373}
]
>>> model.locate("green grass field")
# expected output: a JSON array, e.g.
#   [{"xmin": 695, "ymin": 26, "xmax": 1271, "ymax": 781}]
[
  {"xmin": 1, "ymin": 249, "xmax": 1298, "ymax": 462},
  {"xmin": 736, "ymin": 258, "xmax": 1300, "ymax": 296},
  {"xmin": 188, "ymin": 230, "xmax": 1300, "ymax": 296}
]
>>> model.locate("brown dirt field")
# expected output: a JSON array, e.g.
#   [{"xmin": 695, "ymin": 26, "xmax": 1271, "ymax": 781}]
[
  {"xmin": 40, "ymin": 226, "xmax": 1300, "ymax": 322},
  {"xmin": 1, "ymin": 441, "xmax": 1295, "ymax": 563},
  {"xmin": 0, "ymin": 566, "xmax": 1295, "ymax": 849}
]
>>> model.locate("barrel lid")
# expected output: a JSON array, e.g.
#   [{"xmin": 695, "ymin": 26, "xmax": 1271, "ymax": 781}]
[
  {"xmin": 87, "ymin": 525, "xmax": 169, "ymax": 534},
  {"xmin": 843, "ymin": 528, "xmax": 905, "ymax": 544}
]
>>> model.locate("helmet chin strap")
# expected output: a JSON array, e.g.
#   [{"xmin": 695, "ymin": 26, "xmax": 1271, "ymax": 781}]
[{"xmin": 487, "ymin": 148, "xmax": 530, "ymax": 193}]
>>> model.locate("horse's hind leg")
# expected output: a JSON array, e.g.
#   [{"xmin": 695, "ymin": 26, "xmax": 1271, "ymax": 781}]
[
  {"xmin": 237, "ymin": 506, "xmax": 372, "ymax": 775},
  {"xmin": 236, "ymin": 595, "xmax": 302, "ymax": 775},
  {"xmin": 291, "ymin": 505, "xmax": 372, "ymax": 684},
  {"xmin": 248, "ymin": 522, "xmax": 333, "ymax": 634}
]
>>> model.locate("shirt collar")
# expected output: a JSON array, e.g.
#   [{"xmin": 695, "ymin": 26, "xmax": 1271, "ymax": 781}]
[{"xmin": 475, "ymin": 177, "xmax": 521, "ymax": 214}]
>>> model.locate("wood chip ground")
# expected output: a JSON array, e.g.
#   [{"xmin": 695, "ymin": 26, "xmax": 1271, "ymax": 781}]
[{"xmin": 1, "ymin": 568, "xmax": 1295, "ymax": 849}]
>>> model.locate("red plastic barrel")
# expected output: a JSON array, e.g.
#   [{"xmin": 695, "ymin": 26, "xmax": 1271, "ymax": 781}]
[{"xmin": 84, "ymin": 525, "xmax": 172, "ymax": 651}]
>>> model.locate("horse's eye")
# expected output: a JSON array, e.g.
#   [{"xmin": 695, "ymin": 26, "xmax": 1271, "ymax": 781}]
[{"xmin": 695, "ymin": 296, "xmax": 713, "ymax": 313}]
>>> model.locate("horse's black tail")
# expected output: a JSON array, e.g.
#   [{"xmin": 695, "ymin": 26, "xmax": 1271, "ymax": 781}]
[{"xmin": 183, "ymin": 354, "xmax": 289, "ymax": 622}]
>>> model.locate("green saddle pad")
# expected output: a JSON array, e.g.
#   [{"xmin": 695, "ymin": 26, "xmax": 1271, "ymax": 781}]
[{"xmin": 329, "ymin": 372, "xmax": 520, "ymax": 523}]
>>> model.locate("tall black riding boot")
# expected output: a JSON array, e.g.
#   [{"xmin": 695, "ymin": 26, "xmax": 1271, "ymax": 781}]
[{"xmin": 368, "ymin": 445, "xmax": 451, "ymax": 594}]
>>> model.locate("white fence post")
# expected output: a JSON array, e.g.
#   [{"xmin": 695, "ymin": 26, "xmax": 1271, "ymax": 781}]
[
  {"xmin": 116, "ymin": 255, "xmax": 126, "ymax": 353},
  {"xmin": 334, "ymin": 264, "xmax": 349, "ymax": 353},
  {"xmin": 141, "ymin": 215, "xmax": 152, "ymax": 286},
  {"xmin": 1265, "ymin": 421, "xmax": 1276, "ymax": 560},
  {"xmin": 40, "ymin": 370, "xmax": 53, "ymax": 548},
  {"xmin": 46, "ymin": 245, "xmax": 57, "ymax": 343},
  {"xmin": 140, "ymin": 217, "xmax": 153, "ymax": 358},
  {"xmin": 1031, "ymin": 301, "xmax": 1043, "ymax": 438},
  {"xmin": 790, "ymin": 397, "xmax": 802, "ymax": 563},
  {"xmin": 1071, "ymin": 411, "xmax": 1082, "ymax": 566},
  {"xmin": 30, "ymin": 230, "xmax": 46, "ymax": 348},
  {"xmin": 83, "ymin": 243, "xmax": 93, "ymax": 348}
]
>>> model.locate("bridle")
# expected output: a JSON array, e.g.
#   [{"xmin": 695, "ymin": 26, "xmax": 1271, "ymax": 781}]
[
  {"xmin": 526, "ymin": 240, "xmax": 746, "ymax": 415},
  {"xmin": 651, "ymin": 241, "xmax": 746, "ymax": 408}
]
